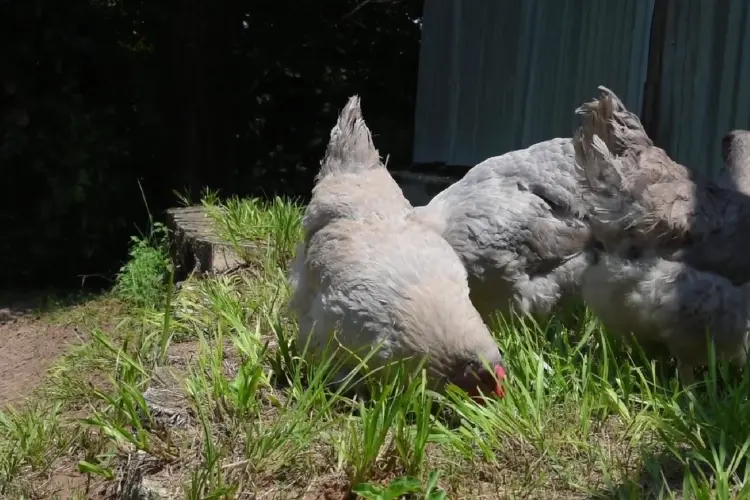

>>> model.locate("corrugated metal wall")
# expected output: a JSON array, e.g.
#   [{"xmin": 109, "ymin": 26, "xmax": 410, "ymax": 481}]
[
  {"xmin": 413, "ymin": 0, "xmax": 655, "ymax": 166},
  {"xmin": 654, "ymin": 0, "xmax": 750, "ymax": 179}
]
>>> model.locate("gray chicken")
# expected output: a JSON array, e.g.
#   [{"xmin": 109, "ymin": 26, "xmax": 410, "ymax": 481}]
[
  {"xmin": 410, "ymin": 135, "xmax": 595, "ymax": 324},
  {"xmin": 574, "ymin": 87, "xmax": 750, "ymax": 383},
  {"xmin": 575, "ymin": 88, "xmax": 750, "ymax": 286},
  {"xmin": 717, "ymin": 129, "xmax": 750, "ymax": 194},
  {"xmin": 408, "ymin": 88, "xmax": 667, "ymax": 324},
  {"xmin": 288, "ymin": 96, "xmax": 506, "ymax": 399}
]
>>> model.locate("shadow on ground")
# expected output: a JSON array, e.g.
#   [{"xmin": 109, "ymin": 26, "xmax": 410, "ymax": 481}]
[
  {"xmin": 591, "ymin": 452, "xmax": 714, "ymax": 499},
  {"xmin": 0, "ymin": 289, "xmax": 104, "ymax": 323}
]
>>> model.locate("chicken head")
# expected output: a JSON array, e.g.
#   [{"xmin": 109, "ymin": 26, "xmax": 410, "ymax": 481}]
[{"xmin": 449, "ymin": 360, "xmax": 507, "ymax": 401}]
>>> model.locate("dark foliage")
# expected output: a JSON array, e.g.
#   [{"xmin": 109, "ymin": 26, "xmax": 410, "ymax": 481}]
[{"xmin": 1, "ymin": 0, "xmax": 423, "ymax": 287}]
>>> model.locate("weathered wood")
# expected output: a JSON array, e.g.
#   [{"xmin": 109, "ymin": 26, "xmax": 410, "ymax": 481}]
[
  {"xmin": 113, "ymin": 450, "xmax": 166, "ymax": 500},
  {"xmin": 142, "ymin": 366, "xmax": 191, "ymax": 430},
  {"xmin": 166, "ymin": 206, "xmax": 253, "ymax": 280}
]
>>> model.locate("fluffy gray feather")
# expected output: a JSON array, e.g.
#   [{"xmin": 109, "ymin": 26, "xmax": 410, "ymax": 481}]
[
  {"xmin": 411, "ymin": 136, "xmax": 595, "ymax": 322},
  {"xmin": 582, "ymin": 252, "xmax": 750, "ymax": 376},
  {"xmin": 288, "ymin": 96, "xmax": 505, "ymax": 397},
  {"xmin": 717, "ymin": 129, "xmax": 750, "ymax": 194},
  {"xmin": 574, "ymin": 87, "xmax": 750, "ymax": 285},
  {"xmin": 574, "ymin": 88, "xmax": 750, "ymax": 380}
]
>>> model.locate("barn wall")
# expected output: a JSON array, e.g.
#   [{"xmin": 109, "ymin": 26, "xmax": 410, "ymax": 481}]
[
  {"xmin": 412, "ymin": 0, "xmax": 655, "ymax": 166},
  {"xmin": 653, "ymin": 0, "xmax": 750, "ymax": 179}
]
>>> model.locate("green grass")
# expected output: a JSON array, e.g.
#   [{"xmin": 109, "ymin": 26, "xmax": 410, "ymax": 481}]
[
  {"xmin": 112, "ymin": 193, "xmax": 173, "ymax": 310},
  {"xmin": 2, "ymin": 196, "xmax": 750, "ymax": 499}
]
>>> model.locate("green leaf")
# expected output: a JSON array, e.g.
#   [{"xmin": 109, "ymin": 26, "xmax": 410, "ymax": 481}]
[
  {"xmin": 425, "ymin": 470, "xmax": 441, "ymax": 492},
  {"xmin": 382, "ymin": 476, "xmax": 422, "ymax": 499},
  {"xmin": 385, "ymin": 476, "xmax": 422, "ymax": 500},
  {"xmin": 77, "ymin": 460, "xmax": 114, "ymax": 480},
  {"xmin": 352, "ymin": 482, "xmax": 385, "ymax": 499},
  {"xmin": 427, "ymin": 491, "xmax": 448, "ymax": 500},
  {"xmin": 425, "ymin": 470, "xmax": 447, "ymax": 499}
]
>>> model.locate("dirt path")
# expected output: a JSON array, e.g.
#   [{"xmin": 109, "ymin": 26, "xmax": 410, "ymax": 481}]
[{"xmin": 0, "ymin": 293, "xmax": 98, "ymax": 409}]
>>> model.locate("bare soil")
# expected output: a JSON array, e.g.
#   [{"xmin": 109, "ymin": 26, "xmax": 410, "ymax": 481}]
[
  {"xmin": 0, "ymin": 315, "xmax": 83, "ymax": 409},
  {"xmin": 0, "ymin": 291, "xmax": 115, "ymax": 409},
  {"xmin": 0, "ymin": 291, "xmax": 122, "ymax": 498}
]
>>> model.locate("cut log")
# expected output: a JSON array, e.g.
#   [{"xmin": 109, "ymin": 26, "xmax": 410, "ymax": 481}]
[{"xmin": 166, "ymin": 206, "xmax": 254, "ymax": 280}]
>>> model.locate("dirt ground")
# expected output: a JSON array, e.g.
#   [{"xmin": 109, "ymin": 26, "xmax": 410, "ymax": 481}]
[
  {"xmin": 0, "ymin": 292, "xmax": 107, "ymax": 409},
  {"xmin": 0, "ymin": 292, "xmax": 117, "ymax": 497}
]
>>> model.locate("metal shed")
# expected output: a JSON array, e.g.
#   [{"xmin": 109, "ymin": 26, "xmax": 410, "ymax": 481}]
[{"xmin": 413, "ymin": 0, "xmax": 750, "ymax": 178}]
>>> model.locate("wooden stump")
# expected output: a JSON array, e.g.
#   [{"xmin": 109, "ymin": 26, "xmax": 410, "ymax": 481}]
[{"xmin": 166, "ymin": 206, "xmax": 253, "ymax": 281}]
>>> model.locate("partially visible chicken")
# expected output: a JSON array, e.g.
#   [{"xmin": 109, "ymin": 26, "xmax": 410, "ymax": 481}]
[
  {"xmin": 574, "ymin": 87, "xmax": 750, "ymax": 382},
  {"xmin": 581, "ymin": 249, "xmax": 750, "ymax": 383},
  {"xmin": 288, "ymin": 96, "xmax": 506, "ymax": 399},
  {"xmin": 410, "ymin": 138, "xmax": 594, "ymax": 323},
  {"xmin": 717, "ymin": 129, "xmax": 750, "ymax": 194},
  {"xmin": 574, "ymin": 87, "xmax": 750, "ymax": 286},
  {"xmin": 575, "ymin": 87, "xmax": 693, "ymax": 184},
  {"xmin": 408, "ymin": 87, "xmax": 675, "ymax": 323}
]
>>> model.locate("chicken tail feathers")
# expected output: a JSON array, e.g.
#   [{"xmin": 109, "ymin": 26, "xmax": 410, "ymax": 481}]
[
  {"xmin": 575, "ymin": 130, "xmax": 625, "ymax": 194},
  {"xmin": 574, "ymin": 130, "xmax": 630, "ymax": 206},
  {"xmin": 573, "ymin": 86, "xmax": 652, "ymax": 234},
  {"xmin": 575, "ymin": 86, "xmax": 652, "ymax": 158},
  {"xmin": 318, "ymin": 95, "xmax": 381, "ymax": 180},
  {"xmin": 573, "ymin": 128, "xmax": 649, "ymax": 252}
]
